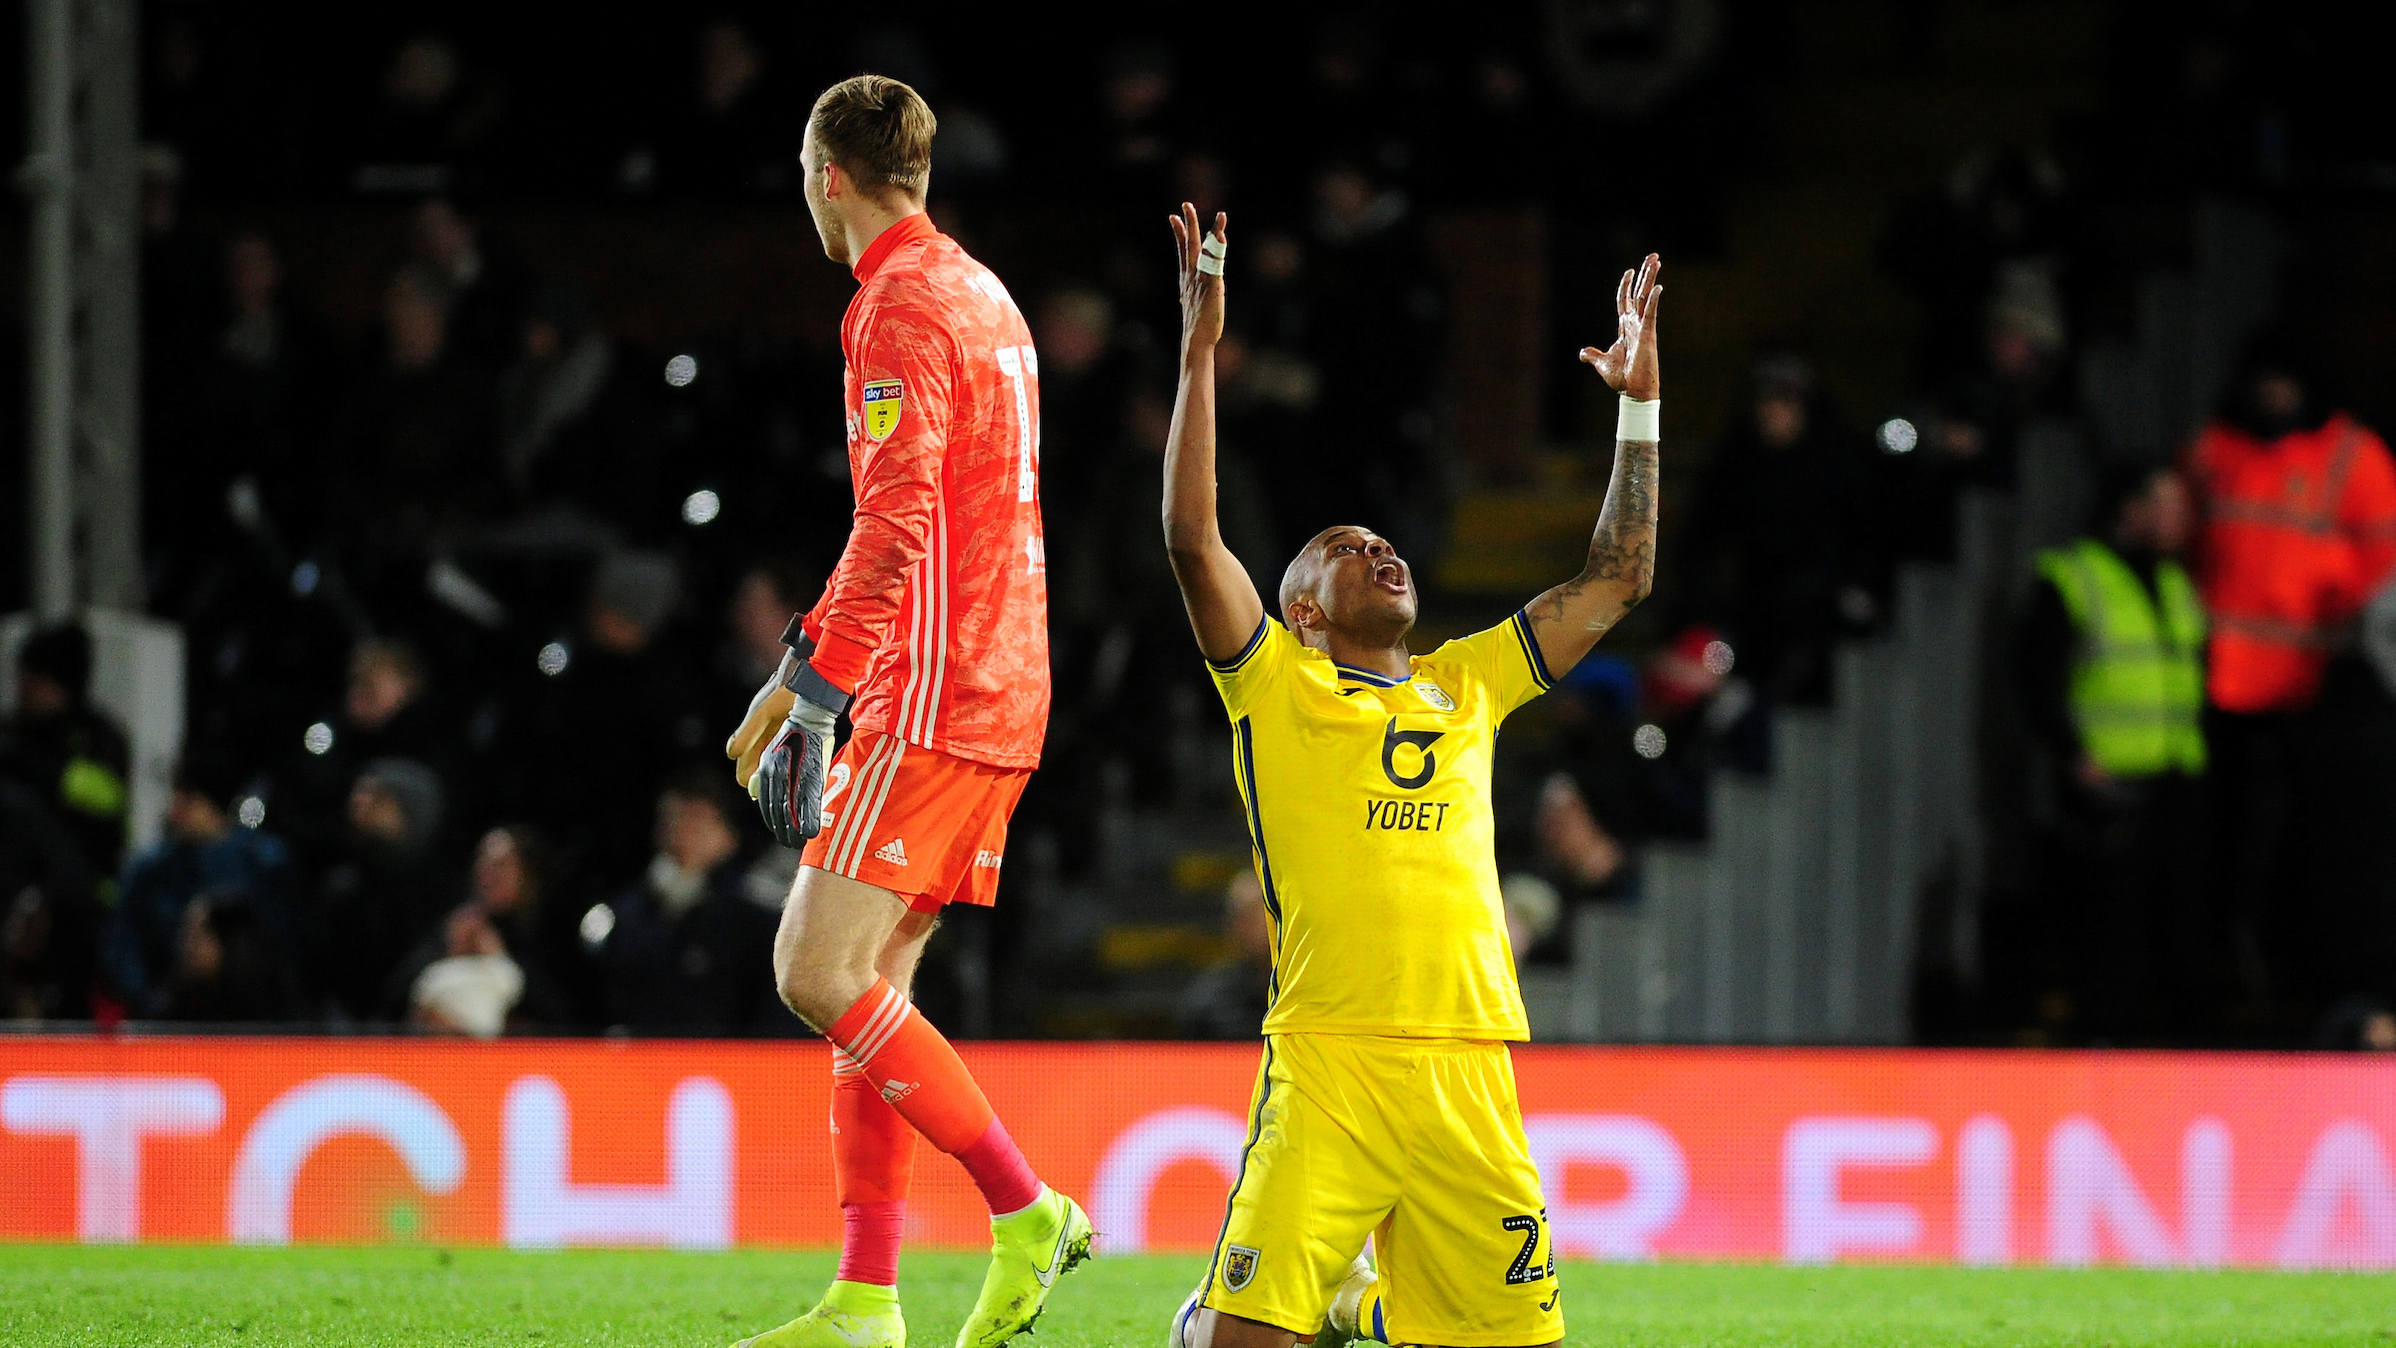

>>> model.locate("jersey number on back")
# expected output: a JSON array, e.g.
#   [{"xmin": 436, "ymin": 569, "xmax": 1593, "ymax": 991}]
[{"xmin": 994, "ymin": 345, "xmax": 1040, "ymax": 503}]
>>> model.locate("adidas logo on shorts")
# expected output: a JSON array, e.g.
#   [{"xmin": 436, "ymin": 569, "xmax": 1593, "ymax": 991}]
[
  {"xmin": 874, "ymin": 838, "xmax": 909, "ymax": 866},
  {"xmin": 880, "ymin": 1079, "xmax": 919, "ymax": 1104}
]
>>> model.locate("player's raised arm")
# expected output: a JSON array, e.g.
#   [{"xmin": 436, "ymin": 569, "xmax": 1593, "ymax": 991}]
[
  {"xmin": 1525, "ymin": 253, "xmax": 1665, "ymax": 674},
  {"xmin": 1162, "ymin": 203, "xmax": 1267, "ymax": 662}
]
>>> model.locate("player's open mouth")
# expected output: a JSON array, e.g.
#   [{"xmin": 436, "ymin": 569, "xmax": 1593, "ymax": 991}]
[{"xmin": 1373, "ymin": 560, "xmax": 1407, "ymax": 593}]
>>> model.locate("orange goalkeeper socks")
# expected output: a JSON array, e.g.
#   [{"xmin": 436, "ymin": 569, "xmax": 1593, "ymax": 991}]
[
  {"xmin": 828, "ymin": 978, "xmax": 1044, "ymax": 1215},
  {"xmin": 832, "ymin": 1048, "xmax": 917, "ymax": 1286}
]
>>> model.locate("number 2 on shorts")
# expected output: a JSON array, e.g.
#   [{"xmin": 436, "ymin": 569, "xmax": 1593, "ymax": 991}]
[{"xmin": 1501, "ymin": 1209, "xmax": 1554, "ymax": 1285}]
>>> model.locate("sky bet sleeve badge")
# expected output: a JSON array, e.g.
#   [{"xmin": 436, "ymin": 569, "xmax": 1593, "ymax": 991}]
[{"xmin": 862, "ymin": 379, "xmax": 904, "ymax": 441}]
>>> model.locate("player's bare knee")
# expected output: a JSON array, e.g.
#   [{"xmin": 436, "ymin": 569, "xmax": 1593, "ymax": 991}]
[
  {"xmin": 772, "ymin": 944, "xmax": 870, "ymax": 1030},
  {"xmin": 773, "ymin": 960, "xmax": 823, "ymax": 1028},
  {"xmin": 776, "ymin": 969, "xmax": 849, "ymax": 1032}
]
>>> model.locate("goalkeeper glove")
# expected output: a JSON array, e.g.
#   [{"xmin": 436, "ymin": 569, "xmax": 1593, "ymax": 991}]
[{"xmin": 757, "ymin": 659, "xmax": 849, "ymax": 848}]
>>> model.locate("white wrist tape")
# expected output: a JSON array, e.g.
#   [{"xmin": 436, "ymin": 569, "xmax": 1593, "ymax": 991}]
[
  {"xmin": 1617, "ymin": 395, "xmax": 1660, "ymax": 442},
  {"xmin": 1197, "ymin": 234, "xmax": 1227, "ymax": 276}
]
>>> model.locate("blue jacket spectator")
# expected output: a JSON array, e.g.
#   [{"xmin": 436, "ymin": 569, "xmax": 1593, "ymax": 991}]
[{"xmin": 108, "ymin": 750, "xmax": 297, "ymax": 1017}]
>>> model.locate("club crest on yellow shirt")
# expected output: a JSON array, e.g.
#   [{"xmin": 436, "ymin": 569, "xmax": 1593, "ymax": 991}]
[
  {"xmin": 1413, "ymin": 679, "xmax": 1455, "ymax": 711},
  {"xmin": 861, "ymin": 379, "xmax": 904, "ymax": 441},
  {"xmin": 1223, "ymin": 1245, "xmax": 1260, "ymax": 1292}
]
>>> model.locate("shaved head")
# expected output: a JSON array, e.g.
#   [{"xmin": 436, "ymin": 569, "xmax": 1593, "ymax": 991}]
[{"xmin": 1278, "ymin": 548, "xmax": 1323, "ymax": 629}]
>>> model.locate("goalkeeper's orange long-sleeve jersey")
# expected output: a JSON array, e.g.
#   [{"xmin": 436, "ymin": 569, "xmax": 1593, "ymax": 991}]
[{"xmin": 800, "ymin": 212, "xmax": 1049, "ymax": 770}]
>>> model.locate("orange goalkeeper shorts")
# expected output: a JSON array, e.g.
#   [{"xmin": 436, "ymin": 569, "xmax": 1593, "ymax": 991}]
[{"xmin": 800, "ymin": 729, "xmax": 1029, "ymax": 913}]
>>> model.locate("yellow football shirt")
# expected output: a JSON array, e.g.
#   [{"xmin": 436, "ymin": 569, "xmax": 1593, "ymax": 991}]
[{"xmin": 1207, "ymin": 612, "xmax": 1555, "ymax": 1040}]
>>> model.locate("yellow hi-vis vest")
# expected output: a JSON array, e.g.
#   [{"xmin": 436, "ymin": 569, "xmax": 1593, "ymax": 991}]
[{"xmin": 2036, "ymin": 537, "xmax": 2208, "ymax": 776}]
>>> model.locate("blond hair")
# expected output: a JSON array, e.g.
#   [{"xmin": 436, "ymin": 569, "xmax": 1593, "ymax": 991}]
[{"xmin": 807, "ymin": 74, "xmax": 936, "ymax": 199}]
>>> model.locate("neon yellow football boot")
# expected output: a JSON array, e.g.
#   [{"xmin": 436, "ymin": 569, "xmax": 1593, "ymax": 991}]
[
  {"xmin": 733, "ymin": 1279, "xmax": 906, "ymax": 1348},
  {"xmin": 952, "ymin": 1187, "xmax": 1093, "ymax": 1348}
]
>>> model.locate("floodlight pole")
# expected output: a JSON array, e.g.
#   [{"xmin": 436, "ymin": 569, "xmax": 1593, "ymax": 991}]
[
  {"xmin": 78, "ymin": 0, "xmax": 144, "ymax": 611},
  {"xmin": 20, "ymin": 0, "xmax": 142, "ymax": 621},
  {"xmin": 24, "ymin": 0, "xmax": 75, "ymax": 621}
]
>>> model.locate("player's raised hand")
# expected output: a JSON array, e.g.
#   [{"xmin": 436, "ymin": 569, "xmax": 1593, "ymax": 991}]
[
  {"xmin": 1580, "ymin": 253, "xmax": 1663, "ymax": 403},
  {"xmin": 1169, "ymin": 202, "xmax": 1228, "ymax": 354}
]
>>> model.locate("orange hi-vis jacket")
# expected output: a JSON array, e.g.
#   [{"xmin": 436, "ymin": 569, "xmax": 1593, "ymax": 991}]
[
  {"xmin": 2186, "ymin": 412, "xmax": 2396, "ymax": 713},
  {"xmin": 799, "ymin": 213, "xmax": 1049, "ymax": 770}
]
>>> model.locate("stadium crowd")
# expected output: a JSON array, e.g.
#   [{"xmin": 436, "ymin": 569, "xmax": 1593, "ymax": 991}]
[{"xmin": 3, "ymin": 2, "xmax": 2392, "ymax": 1049}]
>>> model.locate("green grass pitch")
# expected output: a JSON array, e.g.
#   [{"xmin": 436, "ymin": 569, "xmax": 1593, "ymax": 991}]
[{"xmin": 2, "ymin": 1244, "xmax": 2390, "ymax": 1347}]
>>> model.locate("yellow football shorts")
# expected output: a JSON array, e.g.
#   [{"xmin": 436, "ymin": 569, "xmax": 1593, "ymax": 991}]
[{"xmin": 1200, "ymin": 1033, "xmax": 1562, "ymax": 1347}]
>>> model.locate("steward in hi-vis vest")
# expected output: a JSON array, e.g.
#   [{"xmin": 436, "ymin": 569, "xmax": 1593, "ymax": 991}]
[
  {"xmin": 2015, "ymin": 463, "xmax": 2218, "ymax": 1042},
  {"xmin": 2035, "ymin": 537, "xmax": 2207, "ymax": 778}
]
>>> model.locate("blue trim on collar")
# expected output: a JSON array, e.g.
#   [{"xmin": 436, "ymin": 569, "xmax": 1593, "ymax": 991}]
[{"xmin": 1333, "ymin": 662, "xmax": 1409, "ymax": 687}]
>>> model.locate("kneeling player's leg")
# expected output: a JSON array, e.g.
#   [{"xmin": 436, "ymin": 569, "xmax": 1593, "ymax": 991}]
[
  {"xmin": 1196, "ymin": 1036, "xmax": 1399, "ymax": 1345},
  {"xmin": 777, "ymin": 864, "xmax": 1044, "ymax": 1216},
  {"xmin": 1175, "ymin": 1306, "xmax": 1303, "ymax": 1348},
  {"xmin": 1376, "ymin": 1044, "xmax": 1562, "ymax": 1348}
]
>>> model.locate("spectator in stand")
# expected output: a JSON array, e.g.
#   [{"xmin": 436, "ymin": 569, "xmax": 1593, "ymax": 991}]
[
  {"xmin": 1301, "ymin": 157, "xmax": 1443, "ymax": 554},
  {"xmin": 109, "ymin": 749, "xmax": 298, "ymax": 1018},
  {"xmin": 1685, "ymin": 353, "xmax": 1876, "ymax": 705},
  {"xmin": 1304, "ymin": 15, "xmax": 1416, "ymax": 186},
  {"xmin": 326, "ymin": 264, "xmax": 494, "ymax": 589},
  {"xmin": 1881, "ymin": 148, "xmax": 2075, "ymax": 388},
  {"xmin": 0, "ymin": 625, "xmax": 133, "ymax": 880},
  {"xmin": 354, "ymin": 40, "xmax": 508, "ymax": 197},
  {"xmin": 157, "ymin": 892, "xmax": 294, "ymax": 1023},
  {"xmin": 714, "ymin": 560, "xmax": 809, "ymax": 694},
  {"xmin": 645, "ymin": 18, "xmax": 797, "ymax": 200},
  {"xmin": 1177, "ymin": 871, "xmax": 1271, "ymax": 1040},
  {"xmin": 271, "ymin": 637, "xmax": 446, "ymax": 867},
  {"xmin": 1533, "ymin": 773, "xmax": 1629, "ymax": 901},
  {"xmin": 589, "ymin": 769, "xmax": 778, "ymax": 1034},
  {"xmin": 2184, "ymin": 343, "xmax": 2396, "ymax": 1005},
  {"xmin": 509, "ymin": 552, "xmax": 700, "ymax": 884},
  {"xmin": 204, "ymin": 232, "xmax": 334, "ymax": 541},
  {"xmin": 406, "ymin": 905, "xmax": 525, "ymax": 1038},
  {"xmin": 148, "ymin": 229, "xmax": 333, "ymax": 602},
  {"xmin": 494, "ymin": 280, "xmax": 658, "ymax": 535},
  {"xmin": 1500, "ymin": 873, "xmax": 1564, "ymax": 964},
  {"xmin": 1494, "ymin": 653, "xmax": 1647, "ymax": 898},
  {"xmin": 408, "ymin": 196, "xmax": 526, "ymax": 377},
  {"xmin": 138, "ymin": 145, "xmax": 217, "ymax": 444},
  {"xmin": 2186, "ymin": 344, "xmax": 2396, "ymax": 714},
  {"xmin": 1635, "ymin": 624, "xmax": 1768, "ymax": 839},
  {"xmin": 2018, "ymin": 464, "xmax": 2215, "ymax": 1039},
  {"xmin": 385, "ymin": 824, "xmax": 577, "ymax": 1030},
  {"xmin": 1083, "ymin": 40, "xmax": 1182, "ymax": 212},
  {"xmin": 1033, "ymin": 288, "xmax": 1132, "ymax": 608},
  {"xmin": 0, "ymin": 779, "xmax": 99, "ymax": 1022},
  {"xmin": 312, "ymin": 758, "xmax": 448, "ymax": 1021},
  {"xmin": 343, "ymin": 640, "xmax": 444, "ymax": 759},
  {"xmin": 714, "ymin": 556, "xmax": 817, "ymax": 724}
]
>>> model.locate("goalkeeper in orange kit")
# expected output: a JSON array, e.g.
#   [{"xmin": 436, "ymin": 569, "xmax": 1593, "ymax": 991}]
[{"xmin": 725, "ymin": 74, "xmax": 1085, "ymax": 1348}]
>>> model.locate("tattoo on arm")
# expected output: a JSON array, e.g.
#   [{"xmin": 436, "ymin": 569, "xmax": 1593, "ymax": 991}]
[{"xmin": 1530, "ymin": 435, "xmax": 1659, "ymax": 638}]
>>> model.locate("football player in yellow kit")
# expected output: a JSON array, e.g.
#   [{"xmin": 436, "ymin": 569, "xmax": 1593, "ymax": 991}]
[{"xmin": 1159, "ymin": 202, "xmax": 1663, "ymax": 1348}]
